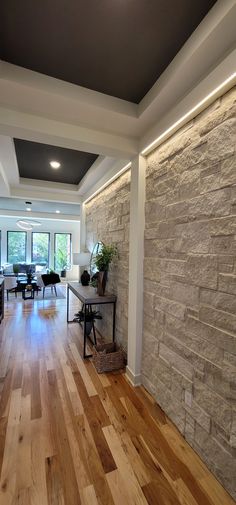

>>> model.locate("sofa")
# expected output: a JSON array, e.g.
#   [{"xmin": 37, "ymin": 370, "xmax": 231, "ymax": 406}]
[{"xmin": 2, "ymin": 263, "xmax": 36, "ymax": 275}]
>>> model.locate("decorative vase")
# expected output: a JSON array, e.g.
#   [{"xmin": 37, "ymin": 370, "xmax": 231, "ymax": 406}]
[
  {"xmin": 27, "ymin": 273, "xmax": 32, "ymax": 284},
  {"xmin": 81, "ymin": 270, "xmax": 90, "ymax": 286},
  {"xmin": 97, "ymin": 271, "xmax": 107, "ymax": 296}
]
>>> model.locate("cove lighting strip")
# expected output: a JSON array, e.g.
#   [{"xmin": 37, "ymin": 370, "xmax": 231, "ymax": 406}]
[
  {"xmin": 83, "ymin": 162, "xmax": 131, "ymax": 204},
  {"xmin": 141, "ymin": 72, "xmax": 236, "ymax": 156}
]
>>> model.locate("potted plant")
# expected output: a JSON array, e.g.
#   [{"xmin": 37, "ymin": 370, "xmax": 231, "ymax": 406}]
[
  {"xmin": 13, "ymin": 264, "xmax": 20, "ymax": 276},
  {"xmin": 93, "ymin": 243, "xmax": 117, "ymax": 295},
  {"xmin": 74, "ymin": 308, "xmax": 102, "ymax": 336}
]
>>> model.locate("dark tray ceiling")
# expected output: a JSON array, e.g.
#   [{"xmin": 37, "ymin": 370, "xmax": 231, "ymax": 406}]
[
  {"xmin": 14, "ymin": 139, "xmax": 98, "ymax": 185},
  {"xmin": 0, "ymin": 0, "xmax": 217, "ymax": 103}
]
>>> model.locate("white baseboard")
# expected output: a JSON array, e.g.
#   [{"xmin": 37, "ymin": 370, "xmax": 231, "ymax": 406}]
[{"xmin": 125, "ymin": 366, "xmax": 142, "ymax": 387}]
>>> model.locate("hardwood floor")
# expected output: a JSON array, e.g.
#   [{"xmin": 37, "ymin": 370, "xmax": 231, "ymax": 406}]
[{"xmin": 0, "ymin": 290, "xmax": 234, "ymax": 505}]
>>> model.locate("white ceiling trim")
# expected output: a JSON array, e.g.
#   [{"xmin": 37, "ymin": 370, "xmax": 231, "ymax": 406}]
[
  {"xmin": 82, "ymin": 161, "xmax": 131, "ymax": 204},
  {"xmin": 0, "ymin": 106, "xmax": 138, "ymax": 159},
  {"xmin": 0, "ymin": 209, "xmax": 80, "ymax": 221},
  {"xmin": 0, "ymin": 1, "xmax": 235, "ymax": 207},
  {"xmin": 140, "ymin": 48, "xmax": 236, "ymax": 154},
  {"xmin": 19, "ymin": 177, "xmax": 78, "ymax": 193},
  {"xmin": 0, "ymin": 60, "xmax": 139, "ymax": 138},
  {"xmin": 77, "ymin": 156, "xmax": 129, "ymax": 195},
  {"xmin": 0, "ymin": 163, "xmax": 10, "ymax": 196},
  {"xmin": 0, "ymin": 1, "xmax": 235, "ymax": 145},
  {"xmin": 10, "ymin": 185, "xmax": 82, "ymax": 205},
  {"xmin": 138, "ymin": 0, "xmax": 236, "ymax": 126}
]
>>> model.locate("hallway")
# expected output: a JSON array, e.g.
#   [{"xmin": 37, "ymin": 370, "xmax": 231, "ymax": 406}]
[{"xmin": 0, "ymin": 294, "xmax": 234, "ymax": 505}]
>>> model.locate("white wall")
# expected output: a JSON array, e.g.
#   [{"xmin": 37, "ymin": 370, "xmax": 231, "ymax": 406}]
[{"xmin": 0, "ymin": 216, "xmax": 80, "ymax": 280}]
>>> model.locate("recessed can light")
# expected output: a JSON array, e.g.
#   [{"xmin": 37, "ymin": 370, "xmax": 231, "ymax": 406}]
[
  {"xmin": 56, "ymin": 210, "xmax": 60, "ymax": 214},
  {"xmin": 26, "ymin": 207, "xmax": 31, "ymax": 212},
  {"xmin": 50, "ymin": 161, "xmax": 61, "ymax": 169}
]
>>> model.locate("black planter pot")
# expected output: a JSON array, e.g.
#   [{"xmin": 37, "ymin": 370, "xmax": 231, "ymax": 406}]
[{"xmin": 85, "ymin": 321, "xmax": 93, "ymax": 336}]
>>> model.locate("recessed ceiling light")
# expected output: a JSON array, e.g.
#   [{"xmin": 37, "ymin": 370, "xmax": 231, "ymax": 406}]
[
  {"xmin": 50, "ymin": 161, "xmax": 61, "ymax": 169},
  {"xmin": 26, "ymin": 207, "xmax": 31, "ymax": 212},
  {"xmin": 56, "ymin": 210, "xmax": 60, "ymax": 214}
]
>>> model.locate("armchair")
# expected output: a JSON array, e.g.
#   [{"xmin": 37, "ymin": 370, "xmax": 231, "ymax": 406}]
[{"xmin": 38, "ymin": 273, "xmax": 61, "ymax": 298}]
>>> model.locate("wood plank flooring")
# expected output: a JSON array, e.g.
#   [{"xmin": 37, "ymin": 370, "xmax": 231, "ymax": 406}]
[{"xmin": 0, "ymin": 289, "xmax": 235, "ymax": 505}]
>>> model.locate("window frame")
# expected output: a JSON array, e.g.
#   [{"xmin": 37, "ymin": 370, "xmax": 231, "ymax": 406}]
[
  {"xmin": 31, "ymin": 231, "xmax": 50, "ymax": 266},
  {"xmin": 7, "ymin": 230, "xmax": 27, "ymax": 264}
]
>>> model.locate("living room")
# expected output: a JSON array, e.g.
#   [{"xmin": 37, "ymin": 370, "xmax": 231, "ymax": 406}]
[
  {"xmin": 0, "ymin": 201, "xmax": 80, "ymax": 301},
  {"xmin": 0, "ymin": 1, "xmax": 235, "ymax": 504}
]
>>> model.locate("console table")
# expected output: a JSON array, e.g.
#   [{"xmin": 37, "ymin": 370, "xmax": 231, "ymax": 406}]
[{"xmin": 67, "ymin": 282, "xmax": 117, "ymax": 359}]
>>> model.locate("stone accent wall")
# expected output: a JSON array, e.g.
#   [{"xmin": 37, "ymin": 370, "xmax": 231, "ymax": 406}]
[
  {"xmin": 85, "ymin": 170, "xmax": 130, "ymax": 351},
  {"xmin": 142, "ymin": 87, "xmax": 236, "ymax": 499}
]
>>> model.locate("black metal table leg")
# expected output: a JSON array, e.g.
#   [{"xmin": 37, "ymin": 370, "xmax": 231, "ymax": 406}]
[
  {"xmin": 67, "ymin": 284, "xmax": 69, "ymax": 323},
  {"xmin": 83, "ymin": 303, "xmax": 87, "ymax": 358},
  {"xmin": 112, "ymin": 300, "xmax": 116, "ymax": 342}
]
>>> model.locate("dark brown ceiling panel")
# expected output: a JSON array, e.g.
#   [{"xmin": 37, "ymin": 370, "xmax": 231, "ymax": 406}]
[
  {"xmin": 0, "ymin": 0, "xmax": 217, "ymax": 103},
  {"xmin": 14, "ymin": 139, "xmax": 98, "ymax": 185}
]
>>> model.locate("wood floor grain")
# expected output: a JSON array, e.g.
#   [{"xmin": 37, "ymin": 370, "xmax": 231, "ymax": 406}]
[{"xmin": 0, "ymin": 289, "xmax": 235, "ymax": 504}]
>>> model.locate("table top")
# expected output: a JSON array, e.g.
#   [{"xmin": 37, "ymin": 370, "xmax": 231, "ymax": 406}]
[
  {"xmin": 68, "ymin": 282, "xmax": 117, "ymax": 304},
  {"xmin": 19, "ymin": 280, "xmax": 37, "ymax": 286}
]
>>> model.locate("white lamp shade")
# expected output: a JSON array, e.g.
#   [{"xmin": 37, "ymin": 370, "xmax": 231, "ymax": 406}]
[{"xmin": 73, "ymin": 252, "xmax": 91, "ymax": 266}]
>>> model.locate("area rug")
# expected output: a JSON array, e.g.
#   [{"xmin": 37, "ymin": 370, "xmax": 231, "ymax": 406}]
[
  {"xmin": 6, "ymin": 286, "xmax": 66, "ymax": 302},
  {"xmin": 35, "ymin": 287, "xmax": 66, "ymax": 300}
]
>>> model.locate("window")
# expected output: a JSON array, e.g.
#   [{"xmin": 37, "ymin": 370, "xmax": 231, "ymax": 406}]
[
  {"xmin": 7, "ymin": 231, "xmax": 27, "ymax": 263},
  {"xmin": 32, "ymin": 232, "xmax": 50, "ymax": 266},
  {"xmin": 54, "ymin": 233, "xmax": 72, "ymax": 271}
]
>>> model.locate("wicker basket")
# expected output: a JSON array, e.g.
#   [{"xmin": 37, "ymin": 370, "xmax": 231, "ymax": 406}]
[{"xmin": 93, "ymin": 342, "xmax": 125, "ymax": 373}]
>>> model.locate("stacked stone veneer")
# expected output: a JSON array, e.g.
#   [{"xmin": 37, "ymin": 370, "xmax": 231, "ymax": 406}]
[
  {"xmin": 142, "ymin": 87, "xmax": 236, "ymax": 499},
  {"xmin": 85, "ymin": 170, "xmax": 130, "ymax": 351}
]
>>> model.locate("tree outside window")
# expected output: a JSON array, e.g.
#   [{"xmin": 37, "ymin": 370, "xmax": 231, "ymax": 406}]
[
  {"xmin": 7, "ymin": 231, "xmax": 27, "ymax": 263},
  {"xmin": 54, "ymin": 233, "xmax": 72, "ymax": 272},
  {"xmin": 32, "ymin": 232, "xmax": 50, "ymax": 266}
]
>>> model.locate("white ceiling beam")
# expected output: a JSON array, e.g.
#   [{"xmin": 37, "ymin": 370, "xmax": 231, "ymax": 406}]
[
  {"xmin": 0, "ymin": 163, "xmax": 10, "ymax": 196},
  {"xmin": 0, "ymin": 0, "xmax": 235, "ymax": 206},
  {"xmin": 0, "ymin": 60, "xmax": 138, "ymax": 136},
  {"xmin": 0, "ymin": 135, "xmax": 19, "ymax": 186},
  {"xmin": 0, "ymin": 209, "xmax": 80, "ymax": 221},
  {"xmin": 0, "ymin": 106, "xmax": 138, "ymax": 159},
  {"xmin": 19, "ymin": 177, "xmax": 77, "ymax": 193},
  {"xmin": 10, "ymin": 185, "xmax": 82, "ymax": 204}
]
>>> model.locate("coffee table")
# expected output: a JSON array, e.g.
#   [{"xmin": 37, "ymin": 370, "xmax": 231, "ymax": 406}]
[{"xmin": 19, "ymin": 280, "xmax": 38, "ymax": 300}]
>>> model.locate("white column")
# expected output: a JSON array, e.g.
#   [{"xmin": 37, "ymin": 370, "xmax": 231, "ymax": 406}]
[
  {"xmin": 27, "ymin": 231, "xmax": 31, "ymax": 263},
  {"xmin": 79, "ymin": 202, "xmax": 86, "ymax": 252},
  {"xmin": 77, "ymin": 202, "xmax": 87, "ymax": 279},
  {"xmin": 126, "ymin": 155, "xmax": 146, "ymax": 386}
]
